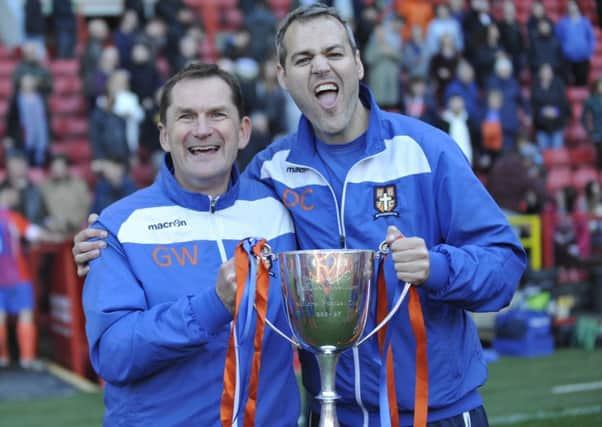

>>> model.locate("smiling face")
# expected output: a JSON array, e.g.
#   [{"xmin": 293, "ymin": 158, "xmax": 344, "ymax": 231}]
[
  {"xmin": 158, "ymin": 76, "xmax": 251, "ymax": 196},
  {"xmin": 277, "ymin": 16, "xmax": 368, "ymax": 144}
]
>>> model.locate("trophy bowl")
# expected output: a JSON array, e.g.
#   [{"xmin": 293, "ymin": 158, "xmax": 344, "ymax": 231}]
[{"xmin": 278, "ymin": 249, "xmax": 375, "ymax": 427}]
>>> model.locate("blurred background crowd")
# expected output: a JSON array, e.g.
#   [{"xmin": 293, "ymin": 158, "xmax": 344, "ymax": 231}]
[{"xmin": 0, "ymin": 0, "xmax": 602, "ymax": 346}]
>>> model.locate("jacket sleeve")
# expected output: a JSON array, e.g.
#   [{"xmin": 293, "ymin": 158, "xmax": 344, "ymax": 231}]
[
  {"xmin": 421, "ymin": 145, "xmax": 527, "ymax": 312},
  {"xmin": 83, "ymin": 222, "xmax": 232, "ymax": 385}
]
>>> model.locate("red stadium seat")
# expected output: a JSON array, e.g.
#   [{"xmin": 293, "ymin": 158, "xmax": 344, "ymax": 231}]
[
  {"xmin": 543, "ymin": 147, "xmax": 571, "ymax": 169},
  {"xmin": 217, "ymin": 0, "xmax": 237, "ymax": 9},
  {"xmin": 0, "ymin": 44, "xmax": 16, "ymax": 59},
  {"xmin": 546, "ymin": 167, "xmax": 573, "ymax": 193},
  {"xmin": 0, "ymin": 59, "xmax": 17, "ymax": 77},
  {"xmin": 223, "ymin": 8, "xmax": 243, "ymax": 31},
  {"xmin": 572, "ymin": 166, "xmax": 599, "ymax": 191},
  {"xmin": 53, "ymin": 76, "xmax": 83, "ymax": 95},
  {"xmin": 49, "ymin": 59, "xmax": 79, "ymax": 77},
  {"xmin": 565, "ymin": 123, "xmax": 588, "ymax": 145},
  {"xmin": 571, "ymin": 101, "xmax": 583, "ymax": 123},
  {"xmin": 51, "ymin": 139, "xmax": 92, "ymax": 164},
  {"xmin": 48, "ymin": 94, "xmax": 86, "ymax": 115},
  {"xmin": 0, "ymin": 98, "xmax": 8, "ymax": 117},
  {"xmin": 569, "ymin": 144, "xmax": 597, "ymax": 167},
  {"xmin": 51, "ymin": 117, "xmax": 89, "ymax": 139},
  {"xmin": 566, "ymin": 86, "xmax": 589, "ymax": 104},
  {"xmin": 0, "ymin": 79, "xmax": 12, "ymax": 97}
]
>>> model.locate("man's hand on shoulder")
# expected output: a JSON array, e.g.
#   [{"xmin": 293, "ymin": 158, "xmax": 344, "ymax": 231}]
[{"xmin": 72, "ymin": 213, "xmax": 108, "ymax": 277}]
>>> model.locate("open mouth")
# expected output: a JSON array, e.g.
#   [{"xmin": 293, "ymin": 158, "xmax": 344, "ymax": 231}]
[
  {"xmin": 188, "ymin": 145, "xmax": 220, "ymax": 155},
  {"xmin": 314, "ymin": 83, "xmax": 339, "ymax": 109}
]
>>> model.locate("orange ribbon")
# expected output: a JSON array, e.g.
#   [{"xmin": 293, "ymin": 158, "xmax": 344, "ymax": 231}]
[
  {"xmin": 220, "ymin": 240, "xmax": 270, "ymax": 427},
  {"xmin": 376, "ymin": 241, "xmax": 429, "ymax": 427}
]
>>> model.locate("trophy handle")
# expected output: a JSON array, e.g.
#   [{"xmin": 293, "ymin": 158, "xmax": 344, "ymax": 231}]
[
  {"xmin": 355, "ymin": 239, "xmax": 411, "ymax": 347},
  {"xmin": 263, "ymin": 313, "xmax": 302, "ymax": 348},
  {"xmin": 355, "ymin": 282, "xmax": 411, "ymax": 347},
  {"xmin": 253, "ymin": 243, "xmax": 303, "ymax": 348}
]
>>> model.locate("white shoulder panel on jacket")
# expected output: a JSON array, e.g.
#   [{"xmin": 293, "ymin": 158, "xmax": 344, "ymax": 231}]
[
  {"xmin": 259, "ymin": 149, "xmax": 327, "ymax": 189},
  {"xmin": 347, "ymin": 136, "xmax": 431, "ymax": 184},
  {"xmin": 117, "ymin": 197, "xmax": 294, "ymax": 244}
]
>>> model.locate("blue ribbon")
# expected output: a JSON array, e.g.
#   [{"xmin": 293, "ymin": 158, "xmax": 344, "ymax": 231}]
[
  {"xmin": 377, "ymin": 256, "xmax": 403, "ymax": 427},
  {"xmin": 232, "ymin": 238, "xmax": 261, "ymax": 422}
]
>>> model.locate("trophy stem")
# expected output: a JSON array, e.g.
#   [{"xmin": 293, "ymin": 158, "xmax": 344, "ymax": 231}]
[{"xmin": 316, "ymin": 347, "xmax": 340, "ymax": 427}]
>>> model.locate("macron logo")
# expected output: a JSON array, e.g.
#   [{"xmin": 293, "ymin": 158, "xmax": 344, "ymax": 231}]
[
  {"xmin": 147, "ymin": 219, "xmax": 188, "ymax": 231},
  {"xmin": 287, "ymin": 167, "xmax": 308, "ymax": 173}
]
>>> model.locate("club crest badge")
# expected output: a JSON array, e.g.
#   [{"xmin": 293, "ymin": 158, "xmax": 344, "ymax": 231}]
[{"xmin": 374, "ymin": 185, "xmax": 399, "ymax": 219}]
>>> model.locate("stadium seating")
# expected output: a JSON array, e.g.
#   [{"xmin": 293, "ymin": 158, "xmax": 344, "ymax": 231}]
[
  {"xmin": 543, "ymin": 148, "xmax": 571, "ymax": 169},
  {"xmin": 48, "ymin": 59, "xmax": 79, "ymax": 77},
  {"xmin": 566, "ymin": 87, "xmax": 589, "ymax": 105},
  {"xmin": 546, "ymin": 167, "xmax": 573, "ymax": 193},
  {"xmin": 53, "ymin": 76, "xmax": 83, "ymax": 95},
  {"xmin": 0, "ymin": 98, "xmax": 7, "ymax": 118},
  {"xmin": 51, "ymin": 140, "xmax": 92, "ymax": 164},
  {"xmin": 48, "ymin": 94, "xmax": 87, "ymax": 115},
  {"xmin": 51, "ymin": 116, "xmax": 89, "ymax": 140},
  {"xmin": 569, "ymin": 144, "xmax": 597, "ymax": 168},
  {"xmin": 572, "ymin": 166, "xmax": 599, "ymax": 191},
  {"xmin": 0, "ymin": 59, "xmax": 17, "ymax": 78},
  {"xmin": 565, "ymin": 122, "xmax": 588, "ymax": 146},
  {"xmin": 0, "ymin": 79, "xmax": 12, "ymax": 98}
]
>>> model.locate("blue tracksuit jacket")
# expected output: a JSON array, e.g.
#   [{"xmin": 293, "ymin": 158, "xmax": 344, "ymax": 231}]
[
  {"xmin": 83, "ymin": 155, "xmax": 300, "ymax": 426},
  {"xmin": 245, "ymin": 85, "xmax": 527, "ymax": 426}
]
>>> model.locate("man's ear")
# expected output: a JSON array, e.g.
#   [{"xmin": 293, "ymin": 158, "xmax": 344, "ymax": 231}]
[
  {"xmin": 276, "ymin": 63, "xmax": 288, "ymax": 91},
  {"xmin": 238, "ymin": 116, "xmax": 252, "ymax": 151},
  {"xmin": 158, "ymin": 122, "xmax": 170, "ymax": 152},
  {"xmin": 355, "ymin": 50, "xmax": 365, "ymax": 80}
]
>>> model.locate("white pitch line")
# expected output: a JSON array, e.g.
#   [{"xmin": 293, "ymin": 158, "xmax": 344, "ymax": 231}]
[
  {"xmin": 490, "ymin": 405, "xmax": 602, "ymax": 425},
  {"xmin": 44, "ymin": 359, "xmax": 101, "ymax": 393},
  {"xmin": 551, "ymin": 381, "xmax": 602, "ymax": 394}
]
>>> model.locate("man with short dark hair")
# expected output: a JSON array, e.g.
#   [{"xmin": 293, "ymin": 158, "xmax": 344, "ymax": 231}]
[
  {"xmin": 81, "ymin": 63, "xmax": 300, "ymax": 426},
  {"xmin": 245, "ymin": 4, "xmax": 525, "ymax": 426}
]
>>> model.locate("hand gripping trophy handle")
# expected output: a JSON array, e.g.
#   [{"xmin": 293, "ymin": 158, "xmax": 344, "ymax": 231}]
[{"xmin": 257, "ymin": 240, "xmax": 411, "ymax": 427}]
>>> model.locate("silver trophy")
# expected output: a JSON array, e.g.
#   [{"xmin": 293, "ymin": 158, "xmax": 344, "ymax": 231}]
[{"xmin": 261, "ymin": 243, "xmax": 410, "ymax": 427}]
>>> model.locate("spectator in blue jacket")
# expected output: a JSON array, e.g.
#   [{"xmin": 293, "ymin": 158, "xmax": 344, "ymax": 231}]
[
  {"xmin": 529, "ymin": 18, "xmax": 566, "ymax": 77},
  {"xmin": 555, "ymin": 0, "xmax": 596, "ymax": 86},
  {"xmin": 445, "ymin": 59, "xmax": 481, "ymax": 127},
  {"xmin": 531, "ymin": 63, "xmax": 570, "ymax": 150},
  {"xmin": 485, "ymin": 56, "xmax": 530, "ymax": 151}
]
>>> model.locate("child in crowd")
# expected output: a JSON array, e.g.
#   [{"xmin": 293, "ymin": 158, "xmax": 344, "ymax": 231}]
[
  {"xmin": 0, "ymin": 187, "xmax": 58, "ymax": 368},
  {"xmin": 479, "ymin": 89, "xmax": 504, "ymax": 169},
  {"xmin": 441, "ymin": 94, "xmax": 472, "ymax": 164}
]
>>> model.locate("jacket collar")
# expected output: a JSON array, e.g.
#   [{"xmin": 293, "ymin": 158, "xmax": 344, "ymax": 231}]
[
  {"xmin": 286, "ymin": 83, "xmax": 387, "ymax": 166},
  {"xmin": 157, "ymin": 153, "xmax": 240, "ymax": 211}
]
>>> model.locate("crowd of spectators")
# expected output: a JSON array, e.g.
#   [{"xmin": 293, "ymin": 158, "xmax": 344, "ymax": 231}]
[{"xmin": 0, "ymin": 0, "xmax": 602, "ymax": 270}]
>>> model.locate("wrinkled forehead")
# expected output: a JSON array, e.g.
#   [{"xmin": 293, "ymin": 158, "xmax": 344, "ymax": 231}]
[
  {"xmin": 169, "ymin": 77, "xmax": 236, "ymax": 112},
  {"xmin": 283, "ymin": 16, "xmax": 352, "ymax": 54}
]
